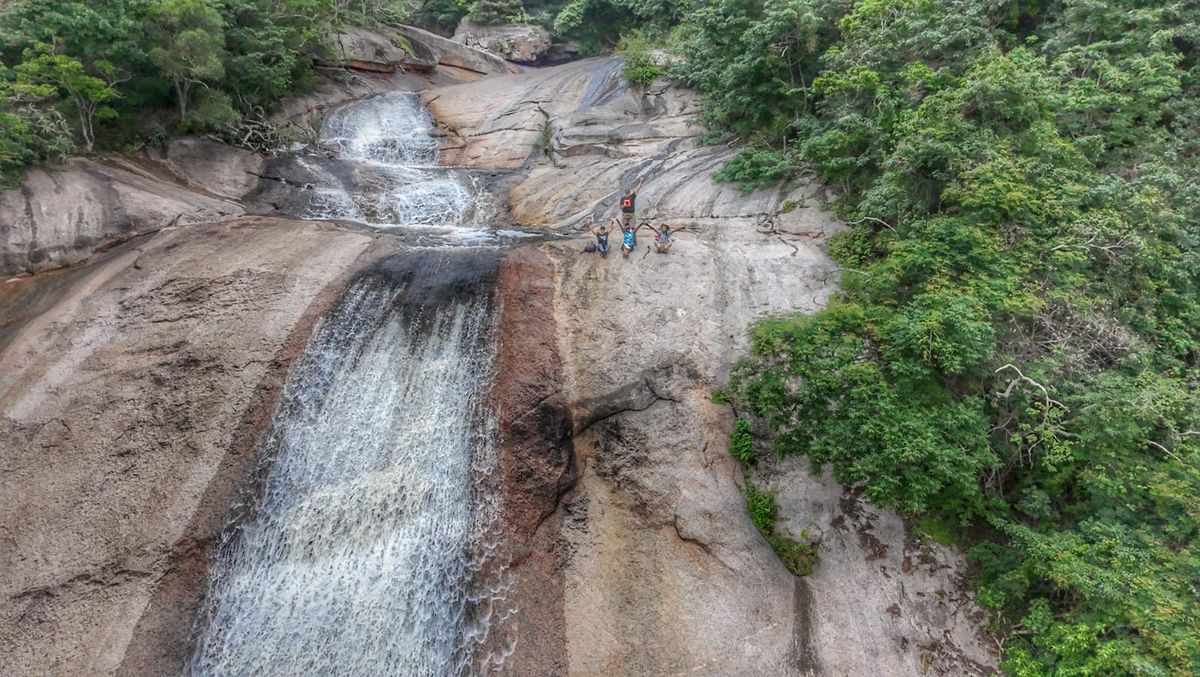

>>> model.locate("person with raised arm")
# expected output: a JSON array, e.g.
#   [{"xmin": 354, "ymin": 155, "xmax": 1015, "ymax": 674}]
[
  {"xmin": 651, "ymin": 222, "xmax": 686, "ymax": 254},
  {"xmin": 619, "ymin": 176, "xmax": 646, "ymax": 228},
  {"xmin": 588, "ymin": 215, "xmax": 614, "ymax": 257}
]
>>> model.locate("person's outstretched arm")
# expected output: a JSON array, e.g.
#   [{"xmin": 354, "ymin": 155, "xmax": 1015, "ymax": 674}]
[{"xmin": 635, "ymin": 177, "xmax": 646, "ymax": 194}]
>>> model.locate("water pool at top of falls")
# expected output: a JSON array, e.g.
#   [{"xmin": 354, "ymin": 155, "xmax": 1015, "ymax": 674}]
[{"xmin": 190, "ymin": 94, "xmax": 515, "ymax": 676}]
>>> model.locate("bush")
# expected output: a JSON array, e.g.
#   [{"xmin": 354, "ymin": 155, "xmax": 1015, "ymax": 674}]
[
  {"xmin": 729, "ymin": 417, "xmax": 755, "ymax": 467},
  {"xmin": 742, "ymin": 482, "xmax": 777, "ymax": 535},
  {"xmin": 713, "ymin": 146, "xmax": 803, "ymax": 193},
  {"xmin": 742, "ymin": 480, "xmax": 818, "ymax": 576},
  {"xmin": 617, "ymin": 31, "xmax": 662, "ymax": 87},
  {"xmin": 468, "ymin": 0, "xmax": 524, "ymax": 24}
]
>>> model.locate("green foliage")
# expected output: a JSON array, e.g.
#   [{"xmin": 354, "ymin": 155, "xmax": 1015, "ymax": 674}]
[
  {"xmin": 729, "ymin": 417, "xmax": 754, "ymax": 467},
  {"xmin": 413, "ymin": 0, "xmax": 471, "ymax": 35},
  {"xmin": 0, "ymin": 0, "xmax": 339, "ymax": 170},
  {"xmin": 703, "ymin": 0, "xmax": 1200, "ymax": 672},
  {"xmin": 743, "ymin": 481, "xmax": 777, "ymax": 534},
  {"xmin": 617, "ymin": 31, "xmax": 661, "ymax": 87},
  {"xmin": 146, "ymin": 0, "xmax": 227, "ymax": 122},
  {"xmin": 468, "ymin": 0, "xmax": 524, "ymax": 24},
  {"xmin": 14, "ymin": 43, "xmax": 118, "ymax": 151},
  {"xmin": 552, "ymin": 0, "xmax": 685, "ymax": 52},
  {"xmin": 770, "ymin": 533, "xmax": 817, "ymax": 576},
  {"xmin": 713, "ymin": 146, "xmax": 802, "ymax": 192},
  {"xmin": 742, "ymin": 480, "xmax": 818, "ymax": 576},
  {"xmin": 0, "ymin": 64, "xmax": 73, "ymax": 185}
]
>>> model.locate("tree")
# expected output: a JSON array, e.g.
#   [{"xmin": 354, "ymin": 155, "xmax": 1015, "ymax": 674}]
[
  {"xmin": 0, "ymin": 64, "xmax": 73, "ymax": 185},
  {"xmin": 469, "ymin": 0, "xmax": 524, "ymax": 24},
  {"xmin": 15, "ymin": 43, "xmax": 119, "ymax": 152},
  {"xmin": 146, "ymin": 0, "xmax": 226, "ymax": 124}
]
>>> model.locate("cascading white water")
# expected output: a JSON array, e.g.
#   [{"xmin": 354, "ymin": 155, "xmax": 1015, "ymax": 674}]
[
  {"xmin": 298, "ymin": 93, "xmax": 492, "ymax": 240},
  {"xmin": 191, "ymin": 261, "xmax": 503, "ymax": 676},
  {"xmin": 190, "ymin": 92, "xmax": 516, "ymax": 676}
]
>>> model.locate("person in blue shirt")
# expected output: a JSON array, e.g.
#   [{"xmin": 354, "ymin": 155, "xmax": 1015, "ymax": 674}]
[{"xmin": 620, "ymin": 220, "xmax": 653, "ymax": 258}]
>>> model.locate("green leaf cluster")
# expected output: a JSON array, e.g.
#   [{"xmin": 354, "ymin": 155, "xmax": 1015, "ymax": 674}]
[
  {"xmin": 617, "ymin": 30, "xmax": 662, "ymax": 86},
  {"xmin": 0, "ymin": 0, "xmax": 358, "ymax": 181},
  {"xmin": 676, "ymin": 0, "xmax": 1200, "ymax": 672}
]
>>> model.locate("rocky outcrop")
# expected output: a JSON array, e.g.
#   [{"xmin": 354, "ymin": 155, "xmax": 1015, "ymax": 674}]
[
  {"xmin": 391, "ymin": 24, "xmax": 523, "ymax": 76},
  {"xmin": 145, "ymin": 137, "xmax": 265, "ymax": 201},
  {"xmin": 328, "ymin": 26, "xmax": 439, "ymax": 73},
  {"xmin": 0, "ymin": 218, "xmax": 390, "ymax": 676},
  {"xmin": 430, "ymin": 56, "xmax": 999, "ymax": 675},
  {"xmin": 757, "ymin": 457, "xmax": 998, "ymax": 676},
  {"xmin": 0, "ymin": 158, "xmax": 245, "ymax": 276},
  {"xmin": 424, "ymin": 58, "xmax": 842, "ymax": 238},
  {"xmin": 453, "ymin": 19, "xmax": 552, "ymax": 65}
]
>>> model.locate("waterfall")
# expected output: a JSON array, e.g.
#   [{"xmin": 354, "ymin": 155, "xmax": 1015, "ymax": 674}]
[
  {"xmin": 286, "ymin": 92, "xmax": 498, "ymax": 244},
  {"xmin": 190, "ymin": 93, "xmax": 514, "ymax": 676}
]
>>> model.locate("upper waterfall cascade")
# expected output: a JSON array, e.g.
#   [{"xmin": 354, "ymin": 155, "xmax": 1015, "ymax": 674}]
[{"xmin": 271, "ymin": 92, "xmax": 530, "ymax": 245}]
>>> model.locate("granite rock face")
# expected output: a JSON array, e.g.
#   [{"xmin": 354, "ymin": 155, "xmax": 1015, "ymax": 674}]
[
  {"xmin": 0, "ymin": 158, "xmax": 245, "ymax": 276},
  {"xmin": 0, "ymin": 218, "xmax": 387, "ymax": 676},
  {"xmin": 432, "ymin": 56, "xmax": 999, "ymax": 676},
  {"xmin": 423, "ymin": 58, "xmax": 842, "ymax": 239}
]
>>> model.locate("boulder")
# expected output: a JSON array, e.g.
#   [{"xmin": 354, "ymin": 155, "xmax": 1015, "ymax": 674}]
[
  {"xmin": 147, "ymin": 137, "xmax": 265, "ymax": 201},
  {"xmin": 452, "ymin": 18, "xmax": 552, "ymax": 64},
  {"xmin": 326, "ymin": 26, "xmax": 438, "ymax": 73},
  {"xmin": 389, "ymin": 24, "xmax": 523, "ymax": 76}
]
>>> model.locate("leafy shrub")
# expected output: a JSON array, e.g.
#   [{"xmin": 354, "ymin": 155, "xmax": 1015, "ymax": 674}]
[
  {"xmin": 617, "ymin": 31, "xmax": 661, "ymax": 87},
  {"xmin": 742, "ymin": 481, "xmax": 777, "ymax": 535},
  {"xmin": 468, "ymin": 0, "xmax": 524, "ymax": 24},
  {"xmin": 742, "ymin": 480, "xmax": 818, "ymax": 575},
  {"xmin": 771, "ymin": 534, "xmax": 817, "ymax": 576},
  {"xmin": 713, "ymin": 146, "xmax": 802, "ymax": 193},
  {"xmin": 729, "ymin": 417, "xmax": 754, "ymax": 467}
]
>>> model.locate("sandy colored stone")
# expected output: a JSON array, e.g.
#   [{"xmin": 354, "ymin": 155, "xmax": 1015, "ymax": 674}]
[
  {"xmin": 0, "ymin": 218, "xmax": 386, "ymax": 676},
  {"xmin": 0, "ymin": 158, "xmax": 244, "ymax": 276},
  {"xmin": 424, "ymin": 58, "xmax": 843, "ymax": 237}
]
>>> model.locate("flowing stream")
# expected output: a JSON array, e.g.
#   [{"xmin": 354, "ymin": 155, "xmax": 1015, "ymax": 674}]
[
  {"xmin": 254, "ymin": 92, "xmax": 531, "ymax": 246},
  {"xmin": 191, "ymin": 93, "xmax": 509, "ymax": 675}
]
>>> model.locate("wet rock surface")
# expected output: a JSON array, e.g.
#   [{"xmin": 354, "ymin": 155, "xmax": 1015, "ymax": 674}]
[{"xmin": 0, "ymin": 218, "xmax": 387, "ymax": 675}]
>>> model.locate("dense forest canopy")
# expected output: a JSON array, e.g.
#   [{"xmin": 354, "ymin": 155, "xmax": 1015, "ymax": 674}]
[{"xmin": 2, "ymin": 0, "xmax": 1197, "ymax": 673}]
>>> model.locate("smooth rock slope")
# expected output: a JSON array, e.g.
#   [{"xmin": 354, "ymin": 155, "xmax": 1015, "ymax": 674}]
[
  {"xmin": 0, "ymin": 218, "xmax": 388, "ymax": 675},
  {"xmin": 432, "ymin": 56, "xmax": 999, "ymax": 675}
]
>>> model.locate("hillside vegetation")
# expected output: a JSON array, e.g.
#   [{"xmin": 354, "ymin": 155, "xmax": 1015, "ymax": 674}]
[
  {"xmin": 677, "ymin": 1, "xmax": 1198, "ymax": 674},
  {"xmin": 0, "ymin": 0, "xmax": 413, "ymax": 184}
]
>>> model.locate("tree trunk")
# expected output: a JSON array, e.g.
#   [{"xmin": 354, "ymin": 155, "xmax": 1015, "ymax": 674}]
[
  {"xmin": 75, "ymin": 96, "xmax": 94, "ymax": 152},
  {"xmin": 175, "ymin": 79, "xmax": 190, "ymax": 123}
]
